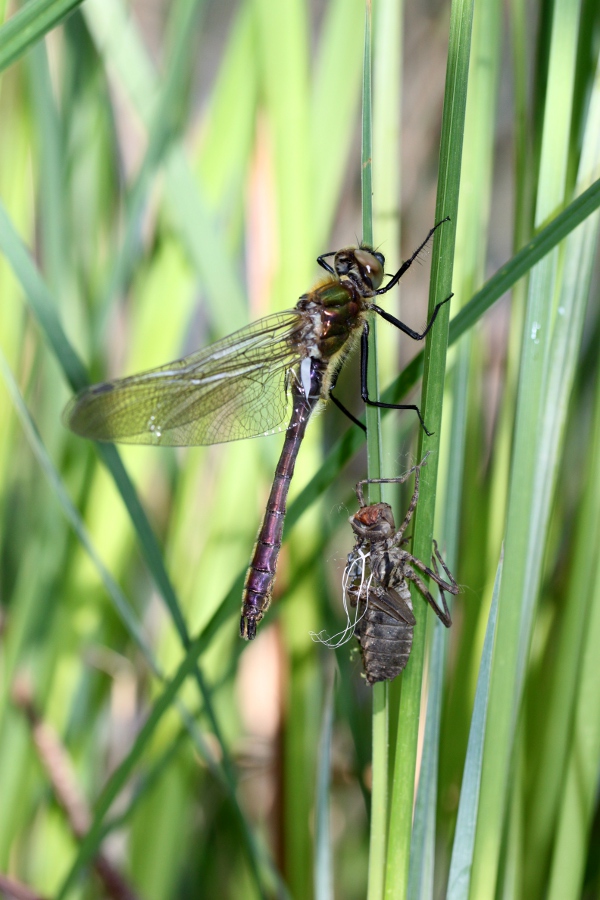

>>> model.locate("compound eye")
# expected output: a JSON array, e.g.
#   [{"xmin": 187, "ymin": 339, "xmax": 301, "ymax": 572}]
[{"xmin": 354, "ymin": 248, "xmax": 385, "ymax": 290}]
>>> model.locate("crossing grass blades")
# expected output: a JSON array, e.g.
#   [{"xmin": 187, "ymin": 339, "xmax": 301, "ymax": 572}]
[
  {"xmin": 342, "ymin": 453, "xmax": 458, "ymax": 683},
  {"xmin": 64, "ymin": 224, "xmax": 451, "ymax": 641}
]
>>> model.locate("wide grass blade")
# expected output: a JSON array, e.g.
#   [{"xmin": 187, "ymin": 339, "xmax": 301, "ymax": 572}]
[
  {"xmin": 469, "ymin": 0, "xmax": 586, "ymax": 894},
  {"xmin": 525, "ymin": 46, "xmax": 600, "ymax": 897}
]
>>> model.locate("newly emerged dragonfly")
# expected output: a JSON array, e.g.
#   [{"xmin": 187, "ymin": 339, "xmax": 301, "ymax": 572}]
[
  {"xmin": 64, "ymin": 223, "xmax": 451, "ymax": 640},
  {"xmin": 343, "ymin": 453, "xmax": 458, "ymax": 683}
]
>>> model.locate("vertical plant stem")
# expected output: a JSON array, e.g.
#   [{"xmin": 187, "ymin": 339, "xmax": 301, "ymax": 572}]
[
  {"xmin": 363, "ymin": 4, "xmax": 388, "ymax": 899},
  {"xmin": 384, "ymin": 0, "xmax": 474, "ymax": 895}
]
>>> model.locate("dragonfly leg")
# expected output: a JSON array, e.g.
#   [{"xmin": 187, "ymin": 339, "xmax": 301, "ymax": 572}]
[
  {"xmin": 360, "ymin": 322, "xmax": 431, "ymax": 435},
  {"xmin": 371, "ymin": 293, "xmax": 453, "ymax": 341},
  {"xmin": 329, "ymin": 390, "xmax": 366, "ymax": 432},
  {"xmin": 317, "ymin": 251, "xmax": 336, "ymax": 274},
  {"xmin": 375, "ymin": 218, "xmax": 450, "ymax": 296}
]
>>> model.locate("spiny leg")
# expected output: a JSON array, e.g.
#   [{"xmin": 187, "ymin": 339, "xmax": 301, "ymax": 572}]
[
  {"xmin": 354, "ymin": 451, "xmax": 430, "ymax": 507},
  {"xmin": 432, "ymin": 539, "xmax": 459, "ymax": 592},
  {"xmin": 375, "ymin": 218, "xmax": 450, "ymax": 296},
  {"xmin": 392, "ymin": 454, "xmax": 429, "ymax": 543},
  {"xmin": 405, "ymin": 565, "xmax": 452, "ymax": 628},
  {"xmin": 401, "ymin": 548, "xmax": 459, "ymax": 597}
]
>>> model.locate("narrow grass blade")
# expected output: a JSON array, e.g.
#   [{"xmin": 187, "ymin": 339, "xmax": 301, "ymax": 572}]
[
  {"xmin": 311, "ymin": 0, "xmax": 364, "ymax": 249},
  {"xmin": 97, "ymin": 0, "xmax": 206, "ymax": 319},
  {"xmin": 314, "ymin": 664, "xmax": 336, "ymax": 900},
  {"xmin": 545, "ymin": 480, "xmax": 600, "ymax": 899},
  {"xmin": 0, "ymin": 196, "xmax": 276, "ymax": 892},
  {"xmin": 383, "ymin": 176, "xmax": 600, "ymax": 412},
  {"xmin": 0, "ymin": 350, "xmax": 155, "ymax": 667},
  {"xmin": 407, "ymin": 617, "xmax": 446, "ymax": 900},
  {"xmin": 447, "ymin": 553, "xmax": 501, "ymax": 900},
  {"xmin": 362, "ymin": 6, "xmax": 389, "ymax": 899},
  {"xmin": 0, "ymin": 198, "xmax": 192, "ymax": 645},
  {"xmin": 0, "ymin": 0, "xmax": 83, "ymax": 73},
  {"xmin": 54, "ymin": 627, "xmax": 210, "ymax": 900},
  {"xmin": 83, "ymin": 0, "xmax": 247, "ymax": 332},
  {"xmin": 385, "ymin": 0, "xmax": 474, "ymax": 894}
]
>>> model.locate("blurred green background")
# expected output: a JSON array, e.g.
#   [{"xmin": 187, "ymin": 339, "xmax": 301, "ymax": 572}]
[{"xmin": 1, "ymin": 0, "xmax": 600, "ymax": 898}]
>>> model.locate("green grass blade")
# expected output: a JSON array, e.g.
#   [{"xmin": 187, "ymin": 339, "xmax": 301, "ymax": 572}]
[
  {"xmin": 407, "ymin": 617, "xmax": 446, "ymax": 899},
  {"xmin": 0, "ymin": 350, "xmax": 156, "ymax": 668},
  {"xmin": 314, "ymin": 664, "xmax": 336, "ymax": 900},
  {"xmin": 0, "ymin": 198, "xmax": 193, "ymax": 642},
  {"xmin": 0, "ymin": 0, "xmax": 83, "ymax": 73},
  {"xmin": 83, "ymin": 0, "xmax": 247, "ymax": 332},
  {"xmin": 380, "ymin": 175, "xmax": 600, "ymax": 410},
  {"xmin": 469, "ymin": 0, "xmax": 584, "ymax": 893},
  {"xmin": 311, "ymin": 0, "xmax": 364, "ymax": 249},
  {"xmin": 524, "ymin": 47, "xmax": 600, "ymax": 897},
  {"xmin": 362, "ymin": 6, "xmax": 389, "ymax": 899},
  {"xmin": 97, "ymin": 0, "xmax": 206, "ymax": 318},
  {"xmin": 385, "ymin": 0, "xmax": 474, "ymax": 893},
  {"xmin": 0, "ymin": 197, "xmax": 276, "ymax": 891},
  {"xmin": 446, "ymin": 553, "xmax": 501, "ymax": 899},
  {"xmin": 55, "ymin": 627, "xmax": 211, "ymax": 900},
  {"xmin": 545, "ymin": 387, "xmax": 600, "ymax": 900}
]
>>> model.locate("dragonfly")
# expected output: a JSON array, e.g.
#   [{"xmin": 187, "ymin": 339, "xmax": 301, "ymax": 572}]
[
  {"xmin": 343, "ymin": 453, "xmax": 458, "ymax": 683},
  {"xmin": 64, "ymin": 221, "xmax": 452, "ymax": 641}
]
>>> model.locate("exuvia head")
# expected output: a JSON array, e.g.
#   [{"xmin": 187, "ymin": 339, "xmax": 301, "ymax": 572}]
[
  {"xmin": 334, "ymin": 246, "xmax": 385, "ymax": 293},
  {"xmin": 349, "ymin": 502, "xmax": 396, "ymax": 539}
]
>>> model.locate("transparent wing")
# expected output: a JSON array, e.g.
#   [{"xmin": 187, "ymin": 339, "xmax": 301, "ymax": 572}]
[{"xmin": 63, "ymin": 311, "xmax": 307, "ymax": 446}]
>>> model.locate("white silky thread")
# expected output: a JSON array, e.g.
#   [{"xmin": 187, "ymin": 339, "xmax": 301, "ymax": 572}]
[{"xmin": 310, "ymin": 549, "xmax": 374, "ymax": 648}]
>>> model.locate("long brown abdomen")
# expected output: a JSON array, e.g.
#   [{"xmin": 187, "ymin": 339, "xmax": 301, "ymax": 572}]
[{"xmin": 240, "ymin": 362, "xmax": 322, "ymax": 640}]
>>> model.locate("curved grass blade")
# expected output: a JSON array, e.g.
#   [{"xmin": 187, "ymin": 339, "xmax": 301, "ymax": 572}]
[
  {"xmin": 0, "ymin": 349, "xmax": 155, "ymax": 668},
  {"xmin": 54, "ymin": 626, "xmax": 217, "ymax": 900},
  {"xmin": 382, "ymin": 175, "xmax": 600, "ymax": 413},
  {"xmin": 0, "ymin": 0, "xmax": 83, "ymax": 73},
  {"xmin": 0, "ymin": 199, "xmax": 274, "ymax": 897}
]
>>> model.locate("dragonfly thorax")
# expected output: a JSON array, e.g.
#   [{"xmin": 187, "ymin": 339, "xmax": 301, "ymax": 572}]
[{"xmin": 333, "ymin": 247, "xmax": 385, "ymax": 295}]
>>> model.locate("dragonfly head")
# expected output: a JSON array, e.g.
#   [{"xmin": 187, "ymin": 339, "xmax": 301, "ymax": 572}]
[{"xmin": 334, "ymin": 247, "xmax": 385, "ymax": 294}]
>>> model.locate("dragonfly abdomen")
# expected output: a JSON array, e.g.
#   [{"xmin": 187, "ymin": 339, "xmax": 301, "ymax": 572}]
[{"xmin": 240, "ymin": 360, "xmax": 323, "ymax": 640}]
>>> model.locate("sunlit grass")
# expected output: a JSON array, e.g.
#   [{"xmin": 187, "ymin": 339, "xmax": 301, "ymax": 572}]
[{"xmin": 0, "ymin": 0, "xmax": 599, "ymax": 898}]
